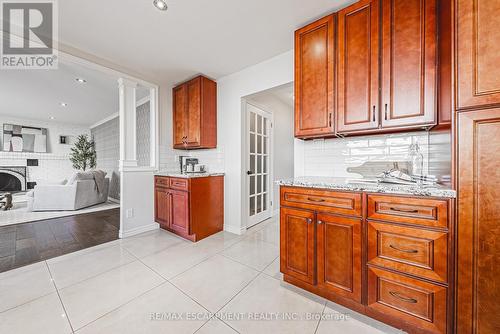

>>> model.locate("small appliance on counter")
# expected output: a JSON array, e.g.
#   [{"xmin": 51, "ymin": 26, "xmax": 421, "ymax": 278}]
[{"xmin": 179, "ymin": 156, "xmax": 207, "ymax": 174}]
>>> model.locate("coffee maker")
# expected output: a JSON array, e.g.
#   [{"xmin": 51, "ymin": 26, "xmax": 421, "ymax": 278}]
[{"xmin": 179, "ymin": 156, "xmax": 207, "ymax": 174}]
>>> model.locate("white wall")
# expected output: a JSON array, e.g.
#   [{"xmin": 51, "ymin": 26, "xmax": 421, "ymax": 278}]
[
  {"xmin": 0, "ymin": 115, "xmax": 90, "ymax": 184},
  {"xmin": 217, "ymin": 50, "xmax": 294, "ymax": 234}
]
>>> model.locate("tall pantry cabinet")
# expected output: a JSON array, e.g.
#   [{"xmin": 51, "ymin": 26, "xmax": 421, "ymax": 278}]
[{"xmin": 455, "ymin": 0, "xmax": 500, "ymax": 333}]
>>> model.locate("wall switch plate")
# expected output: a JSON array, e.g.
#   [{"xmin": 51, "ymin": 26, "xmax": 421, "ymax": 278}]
[{"xmin": 126, "ymin": 208, "xmax": 134, "ymax": 218}]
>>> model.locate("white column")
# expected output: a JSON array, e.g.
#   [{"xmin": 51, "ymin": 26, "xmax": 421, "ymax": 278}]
[{"xmin": 118, "ymin": 78, "xmax": 138, "ymax": 170}]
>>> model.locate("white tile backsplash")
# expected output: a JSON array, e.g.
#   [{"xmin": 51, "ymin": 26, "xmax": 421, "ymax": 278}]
[{"xmin": 297, "ymin": 132, "xmax": 431, "ymax": 178}]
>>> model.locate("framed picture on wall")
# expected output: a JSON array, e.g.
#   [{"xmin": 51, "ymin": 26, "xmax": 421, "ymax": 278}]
[{"xmin": 2, "ymin": 124, "xmax": 48, "ymax": 153}]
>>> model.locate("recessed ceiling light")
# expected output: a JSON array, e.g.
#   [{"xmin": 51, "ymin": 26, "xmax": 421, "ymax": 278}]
[
  {"xmin": 153, "ymin": 0, "xmax": 168, "ymax": 11},
  {"xmin": 49, "ymin": 116, "xmax": 55, "ymax": 120},
  {"xmin": 75, "ymin": 78, "xmax": 87, "ymax": 83},
  {"xmin": 60, "ymin": 102, "xmax": 68, "ymax": 107}
]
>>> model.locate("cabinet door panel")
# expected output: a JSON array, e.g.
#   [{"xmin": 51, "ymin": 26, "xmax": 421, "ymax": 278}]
[
  {"xmin": 294, "ymin": 15, "xmax": 335, "ymax": 138},
  {"xmin": 280, "ymin": 207, "xmax": 316, "ymax": 284},
  {"xmin": 173, "ymin": 84, "xmax": 187, "ymax": 148},
  {"xmin": 457, "ymin": 109, "xmax": 500, "ymax": 334},
  {"xmin": 337, "ymin": 0, "xmax": 380, "ymax": 133},
  {"xmin": 457, "ymin": 0, "xmax": 500, "ymax": 110},
  {"xmin": 186, "ymin": 77, "xmax": 201, "ymax": 147},
  {"xmin": 317, "ymin": 214, "xmax": 362, "ymax": 302},
  {"xmin": 170, "ymin": 190, "xmax": 189, "ymax": 235},
  {"xmin": 381, "ymin": 0, "xmax": 437, "ymax": 128},
  {"xmin": 155, "ymin": 188, "xmax": 170, "ymax": 229}
]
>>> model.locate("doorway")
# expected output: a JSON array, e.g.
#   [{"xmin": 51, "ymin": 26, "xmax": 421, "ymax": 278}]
[{"xmin": 243, "ymin": 82, "xmax": 294, "ymax": 229}]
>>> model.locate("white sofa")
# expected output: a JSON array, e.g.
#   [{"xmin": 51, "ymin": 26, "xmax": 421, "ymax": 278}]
[{"xmin": 27, "ymin": 175, "xmax": 110, "ymax": 212}]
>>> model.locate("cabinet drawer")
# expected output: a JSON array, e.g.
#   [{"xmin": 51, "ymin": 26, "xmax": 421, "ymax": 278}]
[
  {"xmin": 281, "ymin": 187, "xmax": 362, "ymax": 217},
  {"xmin": 368, "ymin": 222, "xmax": 448, "ymax": 283},
  {"xmin": 155, "ymin": 176, "xmax": 169, "ymax": 187},
  {"xmin": 169, "ymin": 178, "xmax": 189, "ymax": 191},
  {"xmin": 367, "ymin": 195, "xmax": 448, "ymax": 229},
  {"xmin": 368, "ymin": 267, "xmax": 447, "ymax": 334}
]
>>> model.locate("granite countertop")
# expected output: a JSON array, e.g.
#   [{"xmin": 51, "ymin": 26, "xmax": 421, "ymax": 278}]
[
  {"xmin": 155, "ymin": 172, "xmax": 225, "ymax": 179},
  {"xmin": 276, "ymin": 176, "xmax": 456, "ymax": 198}
]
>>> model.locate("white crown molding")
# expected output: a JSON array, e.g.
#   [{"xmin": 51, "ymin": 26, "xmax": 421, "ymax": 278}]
[{"xmin": 90, "ymin": 112, "xmax": 119, "ymax": 129}]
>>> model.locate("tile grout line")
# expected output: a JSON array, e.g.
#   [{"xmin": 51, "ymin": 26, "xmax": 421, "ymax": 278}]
[
  {"xmin": 44, "ymin": 261, "xmax": 76, "ymax": 334},
  {"xmin": 72, "ymin": 280, "xmax": 169, "ymax": 333},
  {"xmin": 313, "ymin": 302, "xmax": 327, "ymax": 334}
]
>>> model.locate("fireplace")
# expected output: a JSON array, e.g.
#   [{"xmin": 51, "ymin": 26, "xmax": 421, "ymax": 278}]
[{"xmin": 0, "ymin": 167, "xmax": 27, "ymax": 192}]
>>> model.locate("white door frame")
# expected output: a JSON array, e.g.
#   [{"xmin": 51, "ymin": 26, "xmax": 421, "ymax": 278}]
[{"xmin": 243, "ymin": 100, "xmax": 274, "ymax": 228}]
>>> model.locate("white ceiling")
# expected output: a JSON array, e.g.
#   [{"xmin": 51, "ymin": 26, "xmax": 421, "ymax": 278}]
[
  {"xmin": 247, "ymin": 83, "xmax": 294, "ymax": 110},
  {"xmin": 58, "ymin": 0, "xmax": 354, "ymax": 85},
  {"xmin": 0, "ymin": 61, "xmax": 119, "ymax": 126}
]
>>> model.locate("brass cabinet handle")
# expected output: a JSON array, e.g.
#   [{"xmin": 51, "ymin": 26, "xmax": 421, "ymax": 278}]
[
  {"xmin": 372, "ymin": 105, "xmax": 376, "ymax": 122},
  {"xmin": 389, "ymin": 207, "xmax": 419, "ymax": 213},
  {"xmin": 389, "ymin": 291, "xmax": 418, "ymax": 304},
  {"xmin": 307, "ymin": 197, "xmax": 325, "ymax": 202},
  {"xmin": 384, "ymin": 103, "xmax": 388, "ymax": 120},
  {"xmin": 389, "ymin": 244, "xmax": 418, "ymax": 254},
  {"xmin": 329, "ymin": 112, "xmax": 332, "ymax": 127}
]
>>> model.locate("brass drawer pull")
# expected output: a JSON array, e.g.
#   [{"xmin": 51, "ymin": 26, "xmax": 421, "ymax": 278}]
[
  {"xmin": 307, "ymin": 197, "xmax": 325, "ymax": 203},
  {"xmin": 389, "ymin": 207, "xmax": 419, "ymax": 213},
  {"xmin": 389, "ymin": 291, "xmax": 418, "ymax": 304},
  {"xmin": 389, "ymin": 244, "xmax": 418, "ymax": 254}
]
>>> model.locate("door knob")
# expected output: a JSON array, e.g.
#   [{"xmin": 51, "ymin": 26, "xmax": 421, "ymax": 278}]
[{"xmin": 247, "ymin": 171, "xmax": 254, "ymax": 175}]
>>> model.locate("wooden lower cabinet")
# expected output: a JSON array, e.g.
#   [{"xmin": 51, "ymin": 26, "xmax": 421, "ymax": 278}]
[
  {"xmin": 280, "ymin": 207, "xmax": 316, "ymax": 285},
  {"xmin": 154, "ymin": 175, "xmax": 223, "ymax": 242},
  {"xmin": 367, "ymin": 267, "xmax": 448, "ymax": 334},
  {"xmin": 317, "ymin": 213, "xmax": 362, "ymax": 303},
  {"xmin": 169, "ymin": 189, "xmax": 189, "ymax": 235},
  {"xmin": 280, "ymin": 186, "xmax": 452, "ymax": 334}
]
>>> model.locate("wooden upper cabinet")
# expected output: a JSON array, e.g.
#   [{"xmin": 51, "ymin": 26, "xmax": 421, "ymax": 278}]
[
  {"xmin": 317, "ymin": 213, "xmax": 362, "ymax": 302},
  {"xmin": 457, "ymin": 0, "xmax": 500, "ymax": 110},
  {"xmin": 380, "ymin": 0, "xmax": 437, "ymax": 128},
  {"xmin": 294, "ymin": 15, "xmax": 335, "ymax": 139},
  {"xmin": 173, "ymin": 75, "xmax": 217, "ymax": 150},
  {"xmin": 337, "ymin": 0, "xmax": 380, "ymax": 134},
  {"xmin": 173, "ymin": 84, "xmax": 187, "ymax": 147},
  {"xmin": 457, "ymin": 108, "xmax": 500, "ymax": 334},
  {"xmin": 280, "ymin": 207, "xmax": 316, "ymax": 284}
]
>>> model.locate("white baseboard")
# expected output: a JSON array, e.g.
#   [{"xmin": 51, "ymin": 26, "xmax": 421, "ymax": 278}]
[
  {"xmin": 224, "ymin": 224, "xmax": 247, "ymax": 235},
  {"xmin": 119, "ymin": 223, "xmax": 159, "ymax": 238}
]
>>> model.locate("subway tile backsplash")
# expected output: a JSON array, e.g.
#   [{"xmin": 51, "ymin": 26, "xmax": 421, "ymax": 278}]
[{"xmin": 296, "ymin": 131, "xmax": 451, "ymax": 181}]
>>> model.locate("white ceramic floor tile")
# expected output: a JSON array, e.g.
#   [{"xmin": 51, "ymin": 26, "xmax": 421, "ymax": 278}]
[
  {"xmin": 0, "ymin": 292, "xmax": 72, "ymax": 334},
  {"xmin": 48, "ymin": 244, "xmax": 136, "ymax": 289},
  {"xmin": 196, "ymin": 318, "xmax": 238, "ymax": 334},
  {"xmin": 0, "ymin": 261, "xmax": 55, "ymax": 313},
  {"xmin": 221, "ymin": 274, "xmax": 325, "ymax": 334},
  {"xmin": 59, "ymin": 261, "xmax": 164, "ymax": 330},
  {"xmin": 222, "ymin": 238, "xmax": 279, "ymax": 271},
  {"xmin": 141, "ymin": 241, "xmax": 220, "ymax": 279},
  {"xmin": 198, "ymin": 231, "xmax": 243, "ymax": 250},
  {"xmin": 316, "ymin": 302, "xmax": 404, "ymax": 334},
  {"xmin": 247, "ymin": 220, "xmax": 279, "ymax": 245},
  {"xmin": 76, "ymin": 282, "xmax": 209, "ymax": 334},
  {"xmin": 120, "ymin": 229, "xmax": 187, "ymax": 258},
  {"xmin": 263, "ymin": 257, "xmax": 283, "ymax": 280},
  {"xmin": 171, "ymin": 255, "xmax": 259, "ymax": 312}
]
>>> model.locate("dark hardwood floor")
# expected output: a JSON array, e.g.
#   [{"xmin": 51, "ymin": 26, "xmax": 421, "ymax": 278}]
[{"xmin": 0, "ymin": 208, "xmax": 120, "ymax": 273}]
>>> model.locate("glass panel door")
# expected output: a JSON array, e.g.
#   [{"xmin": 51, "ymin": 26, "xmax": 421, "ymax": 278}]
[{"xmin": 247, "ymin": 103, "xmax": 272, "ymax": 228}]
